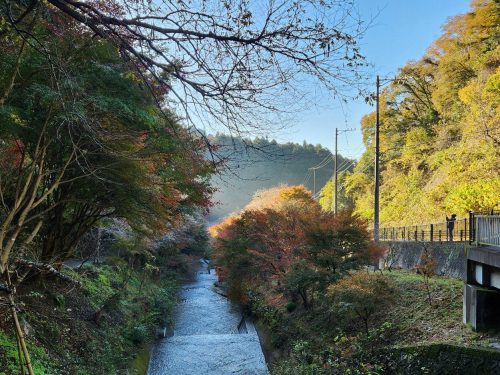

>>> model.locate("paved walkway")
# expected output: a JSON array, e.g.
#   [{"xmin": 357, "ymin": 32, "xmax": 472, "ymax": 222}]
[{"xmin": 147, "ymin": 261, "xmax": 268, "ymax": 374}]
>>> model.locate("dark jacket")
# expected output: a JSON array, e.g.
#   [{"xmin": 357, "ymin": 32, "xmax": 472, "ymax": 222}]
[{"xmin": 446, "ymin": 217, "xmax": 456, "ymax": 230}]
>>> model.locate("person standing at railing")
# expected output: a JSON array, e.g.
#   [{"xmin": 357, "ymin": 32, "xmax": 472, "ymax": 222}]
[{"xmin": 446, "ymin": 214, "xmax": 457, "ymax": 241}]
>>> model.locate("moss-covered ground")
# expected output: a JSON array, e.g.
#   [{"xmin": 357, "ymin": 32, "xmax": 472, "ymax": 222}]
[
  {"xmin": 260, "ymin": 269, "xmax": 500, "ymax": 374},
  {"xmin": 0, "ymin": 256, "xmax": 197, "ymax": 375}
]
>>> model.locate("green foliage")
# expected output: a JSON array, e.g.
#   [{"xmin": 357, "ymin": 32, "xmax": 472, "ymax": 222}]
[
  {"xmin": 271, "ymin": 334, "xmax": 388, "ymax": 375},
  {"xmin": 285, "ymin": 302, "xmax": 297, "ymax": 313},
  {"xmin": 267, "ymin": 269, "xmax": 493, "ymax": 375},
  {"xmin": 25, "ymin": 262, "xmax": 178, "ymax": 374},
  {"xmin": 0, "ymin": 5, "xmax": 205, "ymax": 375},
  {"xmin": 285, "ymin": 263, "xmax": 323, "ymax": 308},
  {"xmin": 69, "ymin": 266, "xmax": 116, "ymax": 308},
  {"xmin": 0, "ymin": 330, "xmax": 56, "ymax": 375},
  {"xmin": 346, "ymin": 0, "xmax": 500, "ymax": 225},
  {"xmin": 0, "ymin": 9, "xmax": 214, "ymax": 267},
  {"xmin": 328, "ymin": 272, "xmax": 394, "ymax": 334},
  {"xmin": 47, "ymin": 291, "xmax": 66, "ymax": 309},
  {"xmin": 443, "ymin": 178, "xmax": 500, "ymax": 213},
  {"xmin": 318, "ymin": 170, "xmax": 355, "ymax": 212},
  {"xmin": 126, "ymin": 324, "xmax": 149, "ymax": 346},
  {"xmin": 129, "ymin": 348, "xmax": 152, "ymax": 375}
]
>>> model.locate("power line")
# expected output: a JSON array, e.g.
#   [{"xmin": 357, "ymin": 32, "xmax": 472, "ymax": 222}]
[
  {"xmin": 302, "ymin": 169, "xmax": 312, "ymax": 186},
  {"xmin": 335, "ymin": 128, "xmax": 494, "ymax": 196},
  {"xmin": 309, "ymin": 154, "xmax": 332, "ymax": 170},
  {"xmin": 310, "ymin": 155, "xmax": 333, "ymax": 170},
  {"xmin": 337, "ymin": 159, "xmax": 357, "ymax": 173},
  {"xmin": 309, "ymin": 127, "xmax": 499, "ymax": 202},
  {"xmin": 335, "ymin": 159, "xmax": 350, "ymax": 171},
  {"xmin": 308, "ymin": 155, "xmax": 334, "ymax": 195},
  {"xmin": 330, "ymin": 161, "xmax": 375, "ymax": 203},
  {"xmin": 314, "ymin": 127, "xmax": 499, "ymax": 205}
]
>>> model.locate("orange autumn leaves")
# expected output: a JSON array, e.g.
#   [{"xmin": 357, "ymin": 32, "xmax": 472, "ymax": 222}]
[{"xmin": 210, "ymin": 185, "xmax": 381, "ymax": 308}]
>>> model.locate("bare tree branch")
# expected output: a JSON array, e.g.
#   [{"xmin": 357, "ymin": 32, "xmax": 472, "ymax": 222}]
[{"xmin": 7, "ymin": 0, "xmax": 368, "ymax": 134}]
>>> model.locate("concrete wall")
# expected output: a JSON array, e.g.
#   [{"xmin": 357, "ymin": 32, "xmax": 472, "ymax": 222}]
[
  {"xmin": 381, "ymin": 343, "xmax": 500, "ymax": 374},
  {"xmin": 380, "ymin": 241, "xmax": 468, "ymax": 280}
]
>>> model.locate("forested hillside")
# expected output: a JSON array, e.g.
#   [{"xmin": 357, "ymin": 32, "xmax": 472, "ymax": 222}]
[
  {"xmin": 0, "ymin": 6, "xmax": 213, "ymax": 373},
  {"xmin": 345, "ymin": 0, "xmax": 500, "ymax": 225},
  {"xmin": 208, "ymin": 134, "xmax": 354, "ymax": 223}
]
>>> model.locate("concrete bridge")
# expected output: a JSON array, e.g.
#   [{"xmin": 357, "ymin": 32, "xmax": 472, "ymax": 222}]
[{"xmin": 379, "ymin": 213, "xmax": 500, "ymax": 331}]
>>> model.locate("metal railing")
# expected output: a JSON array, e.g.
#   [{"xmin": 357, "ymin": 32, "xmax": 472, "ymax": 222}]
[
  {"xmin": 475, "ymin": 215, "xmax": 500, "ymax": 247},
  {"xmin": 380, "ymin": 218, "xmax": 471, "ymax": 242},
  {"xmin": 380, "ymin": 210, "xmax": 500, "ymax": 246}
]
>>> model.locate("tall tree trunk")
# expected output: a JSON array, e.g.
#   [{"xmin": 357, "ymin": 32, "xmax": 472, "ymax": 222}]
[
  {"xmin": 15, "ymin": 329, "xmax": 26, "ymax": 375},
  {"xmin": 8, "ymin": 292, "xmax": 34, "ymax": 375},
  {"xmin": 5, "ymin": 270, "xmax": 34, "ymax": 375}
]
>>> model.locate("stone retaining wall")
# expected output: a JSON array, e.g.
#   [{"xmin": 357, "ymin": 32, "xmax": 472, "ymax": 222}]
[{"xmin": 379, "ymin": 241, "xmax": 468, "ymax": 280}]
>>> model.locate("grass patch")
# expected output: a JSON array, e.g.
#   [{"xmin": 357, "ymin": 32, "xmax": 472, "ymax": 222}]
[
  {"xmin": 0, "ymin": 330, "xmax": 58, "ymax": 375},
  {"xmin": 0, "ymin": 259, "xmax": 183, "ymax": 375},
  {"xmin": 382, "ymin": 270, "xmax": 479, "ymax": 347},
  {"xmin": 263, "ymin": 269, "xmax": 500, "ymax": 374}
]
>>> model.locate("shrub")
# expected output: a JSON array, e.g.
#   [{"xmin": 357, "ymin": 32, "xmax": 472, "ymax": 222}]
[
  {"xmin": 328, "ymin": 272, "xmax": 394, "ymax": 334},
  {"xmin": 126, "ymin": 324, "xmax": 149, "ymax": 346}
]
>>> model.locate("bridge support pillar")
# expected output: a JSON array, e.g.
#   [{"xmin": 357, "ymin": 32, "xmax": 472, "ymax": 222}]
[
  {"xmin": 463, "ymin": 284, "xmax": 500, "ymax": 330},
  {"xmin": 464, "ymin": 248, "xmax": 500, "ymax": 331}
]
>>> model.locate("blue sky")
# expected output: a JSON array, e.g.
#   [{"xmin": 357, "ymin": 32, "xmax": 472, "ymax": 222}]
[{"xmin": 276, "ymin": 0, "xmax": 471, "ymax": 160}]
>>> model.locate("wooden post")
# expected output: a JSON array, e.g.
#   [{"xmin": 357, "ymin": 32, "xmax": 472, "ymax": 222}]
[{"xmin": 430, "ymin": 224, "xmax": 434, "ymax": 243}]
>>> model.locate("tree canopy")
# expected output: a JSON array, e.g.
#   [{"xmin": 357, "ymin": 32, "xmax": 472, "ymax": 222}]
[
  {"xmin": 211, "ymin": 185, "xmax": 372, "ymax": 308},
  {"xmin": 0, "ymin": 8, "xmax": 215, "ymax": 370},
  {"xmin": 3, "ymin": 0, "xmax": 368, "ymax": 135},
  {"xmin": 0, "ymin": 13, "xmax": 214, "ymax": 267},
  {"xmin": 345, "ymin": 0, "xmax": 500, "ymax": 225}
]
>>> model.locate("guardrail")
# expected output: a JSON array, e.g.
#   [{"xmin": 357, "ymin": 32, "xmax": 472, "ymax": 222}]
[
  {"xmin": 380, "ymin": 218, "xmax": 470, "ymax": 242},
  {"xmin": 380, "ymin": 211, "xmax": 500, "ymax": 246},
  {"xmin": 475, "ymin": 215, "xmax": 500, "ymax": 247}
]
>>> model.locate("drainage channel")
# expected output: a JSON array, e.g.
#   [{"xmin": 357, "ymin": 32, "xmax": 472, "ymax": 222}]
[{"xmin": 147, "ymin": 260, "xmax": 268, "ymax": 375}]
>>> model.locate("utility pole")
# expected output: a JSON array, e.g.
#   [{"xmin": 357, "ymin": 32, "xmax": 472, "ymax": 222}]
[
  {"xmin": 374, "ymin": 75, "xmax": 380, "ymax": 242},
  {"xmin": 372, "ymin": 75, "xmax": 406, "ymax": 241},
  {"xmin": 334, "ymin": 128, "xmax": 338, "ymax": 215},
  {"xmin": 313, "ymin": 168, "xmax": 316, "ymax": 196}
]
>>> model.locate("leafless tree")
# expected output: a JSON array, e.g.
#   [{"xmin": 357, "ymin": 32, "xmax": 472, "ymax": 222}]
[{"xmin": 5, "ymin": 0, "xmax": 368, "ymax": 136}]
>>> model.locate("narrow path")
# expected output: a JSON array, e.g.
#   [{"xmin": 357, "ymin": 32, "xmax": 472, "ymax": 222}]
[{"xmin": 147, "ymin": 260, "xmax": 268, "ymax": 374}]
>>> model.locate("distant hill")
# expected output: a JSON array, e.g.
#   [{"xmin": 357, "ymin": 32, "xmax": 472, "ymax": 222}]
[{"xmin": 207, "ymin": 134, "xmax": 354, "ymax": 224}]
